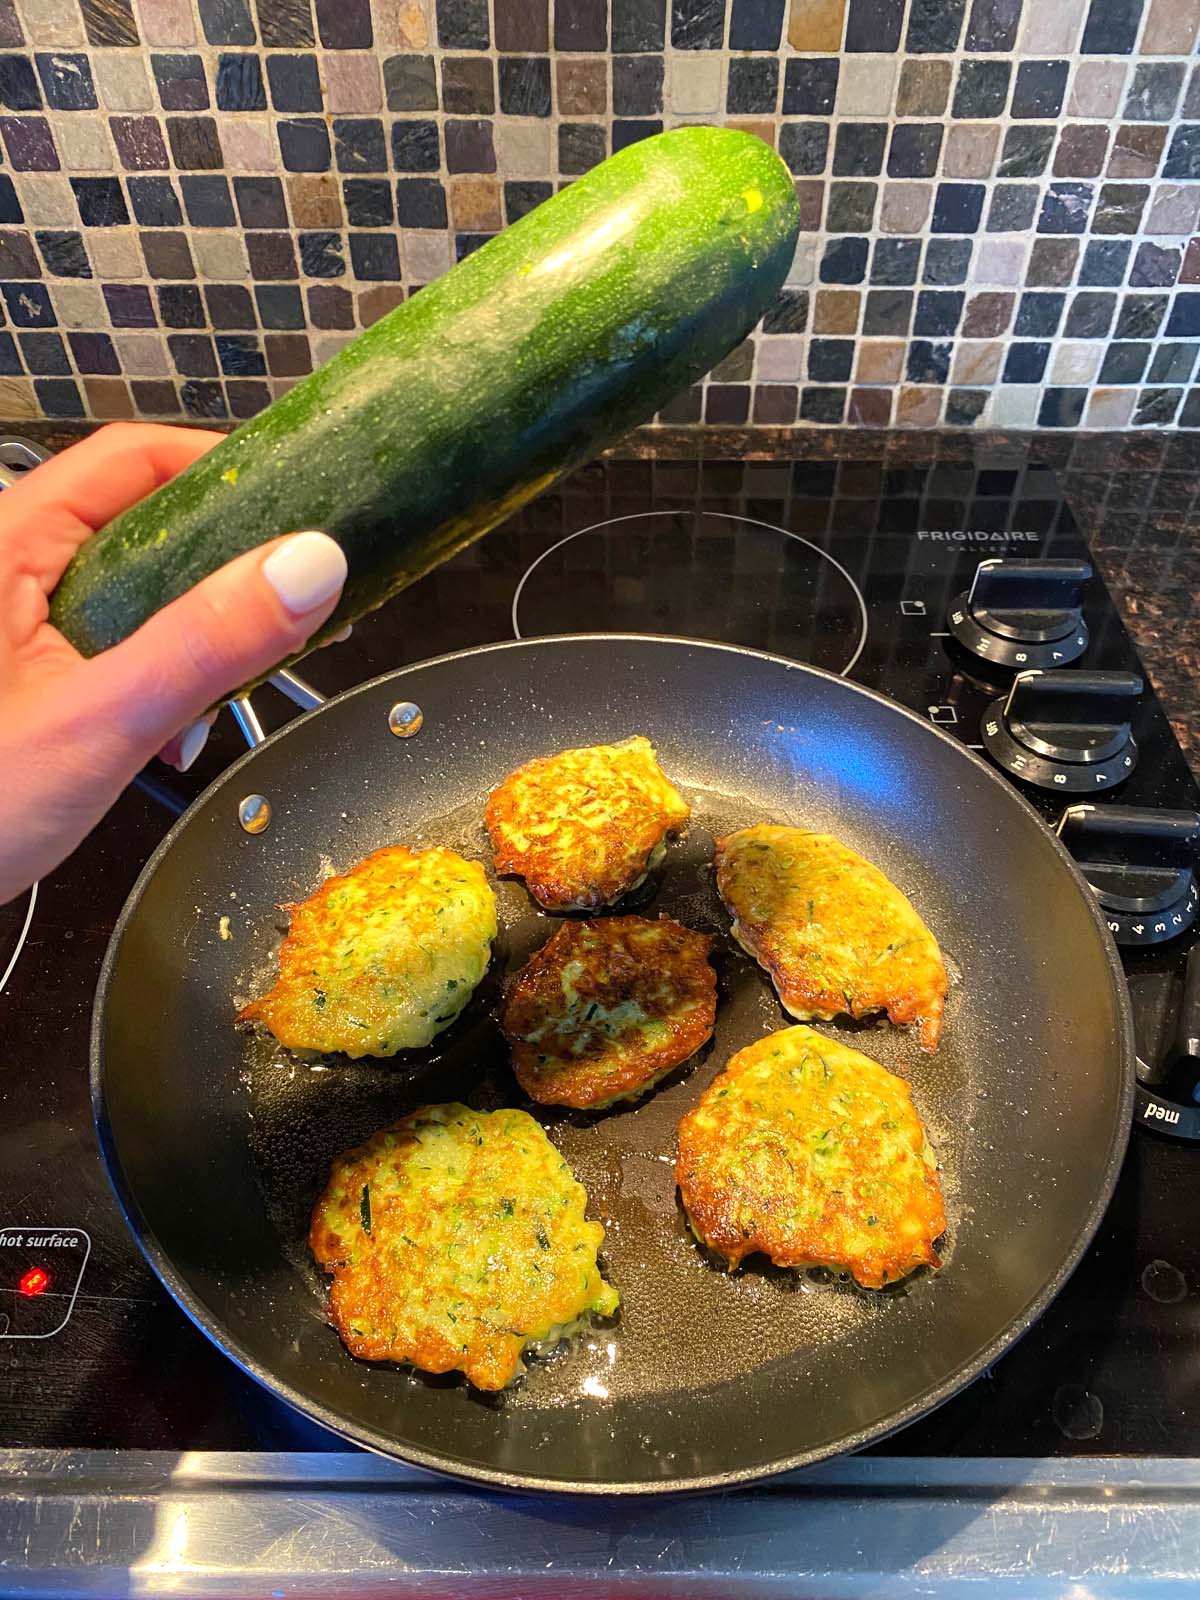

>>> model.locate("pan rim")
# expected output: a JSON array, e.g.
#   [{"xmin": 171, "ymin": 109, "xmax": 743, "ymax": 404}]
[{"xmin": 91, "ymin": 631, "xmax": 1135, "ymax": 1496}]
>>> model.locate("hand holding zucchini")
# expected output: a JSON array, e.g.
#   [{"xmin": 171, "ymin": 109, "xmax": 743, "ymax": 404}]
[{"xmin": 50, "ymin": 127, "xmax": 800, "ymax": 661}]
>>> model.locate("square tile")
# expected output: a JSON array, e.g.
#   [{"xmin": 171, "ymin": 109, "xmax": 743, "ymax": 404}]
[
  {"xmin": 205, "ymin": 281, "xmax": 255, "ymax": 325},
  {"xmin": 257, "ymin": 0, "xmax": 316, "ymax": 47},
  {"xmin": 895, "ymin": 385, "xmax": 943, "ymax": 427},
  {"xmin": 755, "ymin": 334, "xmax": 802, "ymax": 379},
  {"xmin": 333, "ymin": 116, "xmax": 386, "ymax": 170},
  {"xmin": 836, "ymin": 55, "xmax": 895, "ymax": 117},
  {"xmin": 255, "ymin": 282, "xmax": 304, "ymax": 326},
  {"xmin": 95, "ymin": 56, "xmax": 154, "ymax": 113},
  {"xmin": 247, "ymin": 231, "xmax": 297, "ymax": 278},
  {"xmin": 905, "ymin": 0, "xmax": 965, "ymax": 52},
  {"xmin": 0, "ymin": 115, "xmax": 58, "ymax": 169},
  {"xmin": 821, "ymin": 236, "xmax": 868, "ymax": 283},
  {"xmin": 1015, "ymin": 289, "xmax": 1065, "ymax": 336},
  {"xmin": 989, "ymin": 384, "xmax": 1039, "ymax": 426},
  {"xmin": 139, "ymin": 227, "xmax": 193, "ymax": 276},
  {"xmin": 401, "ymin": 227, "xmax": 451, "ymax": 277},
  {"xmin": 299, "ymin": 230, "xmax": 345, "ymax": 275},
  {"xmin": 558, "ymin": 120, "xmax": 605, "ymax": 173},
  {"xmin": 89, "ymin": 229, "xmax": 140, "ymax": 275},
  {"xmin": 81, "ymin": 376, "xmax": 134, "ymax": 417},
  {"xmin": 1124, "ymin": 61, "xmax": 1184, "ymax": 122},
  {"xmin": 72, "ymin": 175, "xmax": 126, "ymax": 226},
  {"xmin": 449, "ymin": 173, "xmax": 500, "ymax": 229},
  {"xmin": 1027, "ymin": 237, "xmax": 1078, "ymax": 283},
  {"xmin": 727, "ymin": 56, "xmax": 778, "ymax": 113},
  {"xmin": 307, "ymin": 281, "xmax": 354, "ymax": 325},
  {"xmin": 497, "ymin": 119, "xmax": 551, "ymax": 175},
  {"xmin": 896, "ymin": 59, "xmax": 950, "ymax": 116},
  {"xmin": 952, "ymin": 339, "xmax": 1002, "ymax": 383},
  {"xmin": 215, "ymin": 52, "xmax": 266, "ymax": 110},
  {"xmin": 383, "ymin": 53, "xmax": 437, "ymax": 110},
  {"xmin": 166, "ymin": 115, "xmax": 222, "ymax": 168},
  {"xmin": 157, "ymin": 282, "xmax": 203, "ymax": 326},
  {"xmin": 1086, "ymin": 387, "xmax": 1136, "ymax": 427},
  {"xmin": 50, "ymin": 281, "xmax": 103, "ymax": 325},
  {"xmin": 267, "ymin": 52, "xmax": 322, "ymax": 111},
  {"xmin": 855, "ymin": 338, "xmax": 903, "ymax": 381},
  {"xmin": 287, "ymin": 172, "xmax": 341, "ymax": 225},
  {"xmin": 343, "ymin": 176, "xmax": 392, "ymax": 226},
  {"xmin": 1011, "ymin": 60, "xmax": 1068, "ymax": 120},
  {"xmin": 221, "ymin": 118, "xmax": 273, "ymax": 170},
  {"xmin": 36, "ymin": 227, "xmax": 88, "ymax": 275},
  {"xmin": 1054, "ymin": 125, "xmax": 1109, "ymax": 178},
  {"xmin": 391, "ymin": 117, "xmax": 439, "ymax": 170},
  {"xmin": 952, "ymin": 59, "xmax": 1009, "ymax": 119},
  {"xmin": 315, "ymin": 0, "xmax": 372, "ymax": 48},
  {"xmin": 987, "ymin": 183, "xmax": 1038, "ymax": 232},
  {"xmin": 445, "ymin": 116, "xmax": 495, "ymax": 172},
  {"xmin": 779, "ymin": 122, "xmax": 828, "ymax": 176},
  {"xmin": 54, "ymin": 114, "xmax": 113, "ymax": 171},
  {"xmin": 1146, "ymin": 183, "xmax": 1200, "ymax": 235},
  {"xmin": 730, "ymin": 0, "xmax": 785, "ymax": 48},
  {"xmin": 887, "ymin": 123, "xmax": 941, "ymax": 178},
  {"xmin": 233, "ymin": 173, "xmax": 287, "ymax": 228},
  {"xmin": 906, "ymin": 338, "xmax": 951, "ymax": 383},
  {"xmin": 1141, "ymin": 0, "xmax": 1200, "ymax": 52},
  {"xmin": 444, "ymin": 53, "xmax": 496, "ymax": 112},
  {"xmin": 136, "ymin": 0, "xmax": 196, "ymax": 46},
  {"xmin": 813, "ymin": 287, "xmax": 859, "ymax": 332},
  {"xmin": 1080, "ymin": 239, "xmax": 1131, "ymax": 285},
  {"xmin": 1038, "ymin": 182, "xmax": 1094, "ymax": 234},
  {"xmin": 37, "ymin": 52, "xmax": 98, "ymax": 112},
  {"xmin": 556, "ymin": 56, "xmax": 606, "ymax": 113},
  {"xmin": 973, "ymin": 239, "xmax": 1026, "ymax": 284},
  {"xmin": 395, "ymin": 176, "xmax": 447, "ymax": 226},
  {"xmin": 15, "ymin": 173, "xmax": 73, "ymax": 224},
  {"xmin": 197, "ymin": 0, "xmax": 255, "ymax": 45},
  {"xmin": 1051, "ymin": 341, "xmax": 1102, "ymax": 383},
  {"xmin": 499, "ymin": 55, "xmax": 551, "ymax": 115},
  {"xmin": 111, "ymin": 116, "xmax": 170, "ymax": 171},
  {"xmin": 15, "ymin": 0, "xmax": 83, "ymax": 46},
  {"xmin": 1116, "ymin": 293, "xmax": 1168, "ymax": 338},
  {"xmin": 670, "ymin": 0, "xmax": 724, "ymax": 49},
  {"xmin": 151, "ymin": 52, "xmax": 207, "ymax": 111},
  {"xmin": 1108, "ymin": 124, "xmax": 1166, "ymax": 180},
  {"xmin": 845, "ymin": 0, "xmax": 903, "ymax": 49},
  {"xmin": 497, "ymin": 0, "xmax": 549, "ymax": 48},
  {"xmin": 1064, "ymin": 289, "xmax": 1116, "ymax": 336},
  {"xmin": 1019, "ymin": 0, "xmax": 1085, "ymax": 51},
  {"xmin": 1081, "ymin": 0, "xmax": 1143, "ymax": 52},
  {"xmin": 613, "ymin": 0, "xmax": 664, "ymax": 50},
  {"xmin": 670, "ymin": 53, "xmax": 723, "ymax": 112},
  {"xmin": 943, "ymin": 124, "xmax": 997, "ymax": 178},
  {"xmin": 931, "ymin": 182, "xmax": 983, "ymax": 233},
  {"xmin": 998, "ymin": 125, "xmax": 1054, "ymax": 177},
  {"xmin": 879, "ymin": 181, "xmax": 931, "ymax": 233},
  {"xmin": 278, "ymin": 117, "xmax": 330, "ymax": 171}
]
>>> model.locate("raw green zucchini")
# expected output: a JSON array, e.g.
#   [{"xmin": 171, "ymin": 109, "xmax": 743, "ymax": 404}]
[{"xmin": 51, "ymin": 127, "xmax": 800, "ymax": 657}]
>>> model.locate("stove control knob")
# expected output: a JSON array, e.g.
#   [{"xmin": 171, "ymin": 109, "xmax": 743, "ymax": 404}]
[
  {"xmin": 947, "ymin": 559, "xmax": 1090, "ymax": 669},
  {"xmin": 981, "ymin": 670, "xmax": 1141, "ymax": 791},
  {"xmin": 1056, "ymin": 805, "xmax": 1200, "ymax": 946}
]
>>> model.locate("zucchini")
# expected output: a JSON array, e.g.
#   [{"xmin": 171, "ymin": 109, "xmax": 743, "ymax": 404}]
[{"xmin": 50, "ymin": 127, "xmax": 800, "ymax": 657}]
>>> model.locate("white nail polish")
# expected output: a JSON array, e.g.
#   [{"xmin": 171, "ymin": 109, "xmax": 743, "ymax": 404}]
[
  {"xmin": 263, "ymin": 532, "xmax": 347, "ymax": 617},
  {"xmin": 178, "ymin": 719, "xmax": 211, "ymax": 773}
]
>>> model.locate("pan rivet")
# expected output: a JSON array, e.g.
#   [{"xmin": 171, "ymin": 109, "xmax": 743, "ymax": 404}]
[
  {"xmin": 388, "ymin": 701, "xmax": 423, "ymax": 738},
  {"xmin": 238, "ymin": 794, "xmax": 272, "ymax": 834}
]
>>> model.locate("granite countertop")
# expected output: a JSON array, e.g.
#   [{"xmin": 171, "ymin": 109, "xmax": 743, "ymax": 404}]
[{"xmin": 7, "ymin": 420, "xmax": 1198, "ymax": 763}]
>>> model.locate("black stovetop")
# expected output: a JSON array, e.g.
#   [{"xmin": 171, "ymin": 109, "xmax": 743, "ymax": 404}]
[{"xmin": 2, "ymin": 454, "xmax": 1199, "ymax": 1460}]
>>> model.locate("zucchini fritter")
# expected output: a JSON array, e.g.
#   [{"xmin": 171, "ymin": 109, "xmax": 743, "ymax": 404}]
[
  {"xmin": 484, "ymin": 735, "xmax": 690, "ymax": 911},
  {"xmin": 716, "ymin": 825, "xmax": 947, "ymax": 1051},
  {"xmin": 238, "ymin": 845, "xmax": 497, "ymax": 1058},
  {"xmin": 310, "ymin": 1103, "xmax": 619, "ymax": 1389},
  {"xmin": 676, "ymin": 1026, "xmax": 945, "ymax": 1288},
  {"xmin": 502, "ymin": 915, "xmax": 717, "ymax": 1109}
]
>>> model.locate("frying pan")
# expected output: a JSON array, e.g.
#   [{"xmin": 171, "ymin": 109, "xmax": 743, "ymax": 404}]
[{"xmin": 92, "ymin": 633, "xmax": 1134, "ymax": 1493}]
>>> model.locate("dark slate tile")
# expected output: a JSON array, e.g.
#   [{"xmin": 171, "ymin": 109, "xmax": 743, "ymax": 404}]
[
  {"xmin": 0, "ymin": 228, "xmax": 37, "ymax": 276},
  {"xmin": 999, "ymin": 124, "xmax": 1054, "ymax": 176},
  {"xmin": 455, "ymin": 231, "xmax": 493, "ymax": 260},
  {"xmin": 80, "ymin": 0, "xmax": 140, "ymax": 46},
  {"xmin": 752, "ymin": 384, "xmax": 798, "ymax": 424},
  {"xmin": 931, "ymin": 182, "xmax": 984, "ymax": 233},
  {"xmin": 103, "ymin": 283, "xmax": 153, "ymax": 326},
  {"xmin": 872, "ymin": 238, "xmax": 919, "ymax": 284},
  {"xmin": 267, "ymin": 53, "xmax": 321, "ymax": 111},
  {"xmin": 0, "ymin": 174, "xmax": 20, "ymax": 224},
  {"xmin": 845, "ymin": 0, "xmax": 904, "ymax": 50},
  {"xmin": 157, "ymin": 283, "xmax": 204, "ymax": 327},
  {"xmin": 863, "ymin": 286, "xmax": 911, "ymax": 332},
  {"xmin": 1180, "ymin": 388, "xmax": 1200, "ymax": 429},
  {"xmin": 343, "ymin": 178, "xmax": 392, "ymax": 227},
  {"xmin": 906, "ymin": 0, "xmax": 965, "ymax": 51},
  {"xmin": 383, "ymin": 55, "xmax": 437, "ymax": 110},
  {"xmin": 437, "ymin": 0, "xmax": 489, "ymax": 47},
  {"xmin": 445, "ymin": 117, "xmax": 495, "ymax": 172},
  {"xmin": 1038, "ymin": 387, "xmax": 1086, "ymax": 427},
  {"xmin": 233, "ymin": 174, "xmax": 287, "ymax": 227},
  {"xmin": 72, "ymin": 176, "xmax": 127, "ymax": 226},
  {"xmin": 727, "ymin": 56, "xmax": 777, "ymax": 113},
  {"xmin": 395, "ymin": 176, "xmax": 447, "ymax": 227},
  {"xmin": 964, "ymin": 0, "xmax": 1021, "ymax": 50},
  {"xmin": 227, "ymin": 378, "xmax": 271, "ymax": 416},
  {"xmin": 442, "ymin": 55, "xmax": 495, "ymax": 112},
  {"xmin": 152, "ymin": 53, "xmax": 208, "ymax": 110},
  {"xmin": 729, "ymin": 0, "xmax": 785, "ymax": 49},
  {"xmin": 166, "ymin": 116, "xmax": 222, "ymax": 168},
  {"xmin": 782, "ymin": 58, "xmax": 837, "ymax": 115},
  {"xmin": 205, "ymin": 282, "xmax": 255, "ymax": 326},
  {"xmin": 0, "ymin": 55, "xmax": 40, "ymax": 110},
  {"xmin": 657, "ymin": 383, "xmax": 703, "ymax": 423},
  {"xmin": 36, "ymin": 51, "xmax": 96, "ymax": 110},
  {"xmin": 1117, "ymin": 293, "xmax": 1167, "ymax": 338},
  {"xmin": 19, "ymin": 330, "xmax": 67, "ymax": 373},
  {"xmin": 391, "ymin": 118, "xmax": 439, "ymax": 171},
  {"xmin": 762, "ymin": 287, "xmax": 808, "ymax": 331},
  {"xmin": 140, "ymin": 230, "xmax": 196, "ymax": 278},
  {"xmin": 246, "ymin": 231, "xmax": 297, "ymax": 279},
  {"xmin": 826, "ymin": 180, "xmax": 876, "ymax": 232},
  {"xmin": 946, "ymin": 388, "xmax": 988, "ymax": 425},
  {"xmin": 556, "ymin": 0, "xmax": 607, "ymax": 49},
  {"xmin": 1133, "ymin": 387, "xmax": 1182, "ymax": 426},
  {"xmin": 559, "ymin": 121, "xmax": 606, "ymax": 172},
  {"xmin": 914, "ymin": 289, "xmax": 964, "ymax": 335},
  {"xmin": 504, "ymin": 178, "xmax": 551, "ymax": 221},
  {"xmin": 34, "ymin": 377, "xmax": 83, "ymax": 417},
  {"xmin": 778, "ymin": 121, "xmax": 828, "ymax": 175},
  {"xmin": 1053, "ymin": 124, "xmax": 1109, "ymax": 178},
  {"xmin": 278, "ymin": 118, "xmax": 329, "ymax": 171},
  {"xmin": 1091, "ymin": 182, "xmax": 1146, "ymax": 234},
  {"xmin": 180, "ymin": 172, "xmax": 234, "ymax": 226},
  {"xmin": 216, "ymin": 53, "xmax": 265, "ymax": 110},
  {"xmin": 1124, "ymin": 62, "xmax": 1184, "ymax": 122},
  {"xmin": 0, "ymin": 280, "xmax": 52, "ymax": 324},
  {"xmin": 1015, "ymin": 290, "xmax": 1065, "ymax": 336},
  {"xmin": 307, "ymin": 282, "xmax": 353, "ymax": 326},
  {"xmin": 987, "ymin": 183, "xmax": 1038, "ymax": 231},
  {"xmin": 1002, "ymin": 342, "xmax": 1049, "ymax": 382},
  {"xmin": 1011, "ymin": 60, "xmax": 1068, "ymax": 119},
  {"xmin": 255, "ymin": 282, "xmax": 303, "ymax": 327},
  {"xmin": 834, "ymin": 123, "xmax": 885, "ymax": 177},
  {"xmin": 256, "ymin": 0, "xmax": 314, "ymax": 46},
  {"xmin": 131, "ymin": 378, "xmax": 179, "ymax": 412},
  {"xmin": 299, "ymin": 230, "xmax": 344, "ymax": 276},
  {"xmin": 799, "ymin": 386, "xmax": 846, "ymax": 423},
  {"xmin": 215, "ymin": 333, "xmax": 266, "ymax": 375},
  {"xmin": 907, "ymin": 338, "xmax": 951, "ymax": 382},
  {"xmin": 1163, "ymin": 126, "xmax": 1200, "ymax": 182},
  {"xmin": 1130, "ymin": 242, "xmax": 1180, "ymax": 289},
  {"xmin": 613, "ymin": 0, "xmax": 665, "ymax": 49},
  {"xmin": 503, "ymin": 55, "xmax": 554, "ymax": 114},
  {"xmin": 1027, "ymin": 236, "xmax": 1079, "ymax": 281},
  {"xmin": 807, "ymin": 337, "xmax": 853, "ymax": 382},
  {"xmin": 887, "ymin": 123, "xmax": 941, "ymax": 178},
  {"xmin": 1167, "ymin": 294, "xmax": 1200, "ymax": 336},
  {"xmin": 1080, "ymin": 0, "xmax": 1144, "ymax": 53},
  {"xmin": 1065, "ymin": 289, "xmax": 1116, "ymax": 336},
  {"xmin": 110, "ymin": 115, "xmax": 169, "ymax": 171},
  {"xmin": 35, "ymin": 229, "xmax": 88, "ymax": 276},
  {"xmin": 0, "ymin": 331, "xmax": 19, "ymax": 373},
  {"xmin": 952, "ymin": 59, "xmax": 1009, "ymax": 118},
  {"xmin": 494, "ymin": 0, "xmax": 548, "ymax": 48},
  {"xmin": 333, "ymin": 117, "xmax": 387, "ymax": 171},
  {"xmin": 0, "ymin": 115, "xmax": 58, "ymax": 169},
  {"xmin": 350, "ymin": 231, "xmax": 400, "ymax": 279},
  {"xmin": 1037, "ymin": 182, "xmax": 1093, "ymax": 234},
  {"xmin": 1149, "ymin": 343, "xmax": 1197, "ymax": 384},
  {"xmin": 315, "ymin": 0, "xmax": 372, "ymax": 46},
  {"xmin": 612, "ymin": 117, "xmax": 661, "ymax": 152},
  {"xmin": 198, "ymin": 0, "xmax": 256, "ymax": 44},
  {"xmin": 180, "ymin": 378, "xmax": 227, "ymax": 418},
  {"xmin": 1080, "ymin": 240, "xmax": 1130, "ymax": 286},
  {"xmin": 671, "ymin": 0, "xmax": 724, "ymax": 48},
  {"xmin": 820, "ymin": 237, "xmax": 868, "ymax": 283}
]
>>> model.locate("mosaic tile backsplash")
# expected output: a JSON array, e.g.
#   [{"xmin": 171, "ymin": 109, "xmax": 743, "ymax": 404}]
[{"xmin": 0, "ymin": 0, "xmax": 1198, "ymax": 428}]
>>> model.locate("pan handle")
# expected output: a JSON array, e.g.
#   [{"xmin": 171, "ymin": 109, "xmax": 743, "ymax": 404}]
[{"xmin": 231, "ymin": 670, "xmax": 327, "ymax": 749}]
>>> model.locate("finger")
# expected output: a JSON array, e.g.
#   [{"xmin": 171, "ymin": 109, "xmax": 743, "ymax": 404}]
[
  {"xmin": 157, "ymin": 708, "xmax": 218, "ymax": 773},
  {"xmin": 82, "ymin": 531, "xmax": 347, "ymax": 765},
  {"xmin": 1, "ymin": 422, "xmax": 224, "ymax": 589}
]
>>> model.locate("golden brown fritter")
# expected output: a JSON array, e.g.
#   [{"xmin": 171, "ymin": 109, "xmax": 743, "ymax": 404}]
[
  {"xmin": 238, "ymin": 845, "xmax": 497, "ymax": 1058},
  {"xmin": 716, "ymin": 825, "xmax": 947, "ymax": 1052},
  {"xmin": 502, "ymin": 915, "xmax": 717, "ymax": 1109},
  {"xmin": 484, "ymin": 735, "xmax": 690, "ymax": 911},
  {"xmin": 309, "ymin": 1103, "xmax": 619, "ymax": 1390},
  {"xmin": 676, "ymin": 1026, "xmax": 945, "ymax": 1288}
]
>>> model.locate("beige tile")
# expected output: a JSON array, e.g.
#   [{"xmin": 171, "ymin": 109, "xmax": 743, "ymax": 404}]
[
  {"xmin": 1142, "ymin": 0, "xmax": 1200, "ymax": 52},
  {"xmin": 786, "ymin": 238, "xmax": 816, "ymax": 286},
  {"xmin": 813, "ymin": 289, "xmax": 859, "ymax": 333},
  {"xmin": 973, "ymin": 240, "xmax": 1027, "ymax": 286},
  {"xmin": 1069, "ymin": 61, "xmax": 1128, "ymax": 119},
  {"xmin": 193, "ymin": 233, "xmax": 248, "ymax": 278},
  {"xmin": 222, "ymin": 120, "xmax": 274, "ymax": 172},
  {"xmin": 755, "ymin": 336, "xmax": 803, "ymax": 381},
  {"xmin": 357, "ymin": 285, "xmax": 405, "ymax": 325},
  {"xmin": 15, "ymin": 174, "xmax": 76, "ymax": 226},
  {"xmin": 896, "ymin": 386, "xmax": 943, "ymax": 427},
  {"xmin": 856, "ymin": 339, "xmax": 904, "ymax": 382},
  {"xmin": 287, "ymin": 175, "xmax": 342, "ymax": 228},
  {"xmin": 53, "ymin": 116, "xmax": 112, "ymax": 171},
  {"xmin": 896, "ymin": 59, "xmax": 951, "ymax": 117},
  {"xmin": 52, "ymin": 283, "xmax": 104, "ymax": 329},
  {"xmin": 450, "ymin": 176, "xmax": 502, "ymax": 231},
  {"xmin": 788, "ymin": 0, "xmax": 845, "ymax": 48},
  {"xmin": 990, "ymin": 384, "xmax": 1041, "ymax": 427},
  {"xmin": 837, "ymin": 55, "xmax": 897, "ymax": 117},
  {"xmin": 1051, "ymin": 342, "xmax": 1103, "ymax": 384},
  {"xmin": 1086, "ymin": 388, "xmax": 1137, "ymax": 428},
  {"xmin": 952, "ymin": 342, "xmax": 1002, "ymax": 385},
  {"xmin": 497, "ymin": 120, "xmax": 552, "ymax": 177},
  {"xmin": 314, "ymin": 334, "xmax": 354, "ymax": 363},
  {"xmin": 1146, "ymin": 184, "xmax": 1200, "ymax": 235},
  {"xmin": 375, "ymin": 0, "xmax": 431, "ymax": 48},
  {"xmin": 94, "ymin": 55, "xmax": 154, "ymax": 112},
  {"xmin": 134, "ymin": 0, "xmax": 195, "ymax": 43},
  {"xmin": 16, "ymin": 0, "xmax": 83, "ymax": 44},
  {"xmin": 114, "ymin": 334, "xmax": 169, "ymax": 376},
  {"xmin": 402, "ymin": 230, "xmax": 452, "ymax": 280},
  {"xmin": 88, "ymin": 231, "xmax": 141, "ymax": 278},
  {"xmin": 322, "ymin": 53, "xmax": 382, "ymax": 112},
  {"xmin": 668, "ymin": 55, "xmax": 722, "ymax": 114},
  {"xmin": 880, "ymin": 182, "xmax": 931, "ymax": 234},
  {"xmin": 0, "ymin": 377, "xmax": 38, "ymax": 418},
  {"xmin": 943, "ymin": 124, "xmax": 998, "ymax": 179},
  {"xmin": 84, "ymin": 378, "xmax": 134, "ymax": 419},
  {"xmin": 1018, "ymin": 0, "xmax": 1085, "ymax": 52},
  {"xmin": 270, "ymin": 376, "xmax": 303, "ymax": 399}
]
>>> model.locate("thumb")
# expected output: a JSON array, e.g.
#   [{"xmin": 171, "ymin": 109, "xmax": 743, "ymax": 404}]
[{"xmin": 83, "ymin": 531, "xmax": 347, "ymax": 764}]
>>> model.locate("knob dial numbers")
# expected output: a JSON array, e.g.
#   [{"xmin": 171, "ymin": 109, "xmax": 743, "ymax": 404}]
[
  {"xmin": 1057, "ymin": 804, "xmax": 1200, "ymax": 947},
  {"xmin": 947, "ymin": 558, "xmax": 1091, "ymax": 669},
  {"xmin": 981, "ymin": 670, "xmax": 1142, "ymax": 793}
]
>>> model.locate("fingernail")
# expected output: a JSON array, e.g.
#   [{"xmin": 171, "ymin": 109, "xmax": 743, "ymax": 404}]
[
  {"xmin": 263, "ymin": 531, "xmax": 347, "ymax": 618},
  {"xmin": 178, "ymin": 718, "xmax": 210, "ymax": 773},
  {"xmin": 333, "ymin": 623, "xmax": 353, "ymax": 643}
]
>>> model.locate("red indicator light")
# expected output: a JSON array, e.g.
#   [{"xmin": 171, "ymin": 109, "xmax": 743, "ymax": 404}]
[{"xmin": 19, "ymin": 1267, "xmax": 48, "ymax": 1297}]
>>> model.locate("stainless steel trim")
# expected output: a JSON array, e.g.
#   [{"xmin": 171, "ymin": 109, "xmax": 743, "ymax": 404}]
[
  {"xmin": 3, "ymin": 1451, "xmax": 1200, "ymax": 1596},
  {"xmin": 269, "ymin": 669, "xmax": 326, "ymax": 711},
  {"xmin": 229, "ymin": 697, "xmax": 266, "ymax": 749},
  {"xmin": 0, "ymin": 435, "xmax": 50, "ymax": 489}
]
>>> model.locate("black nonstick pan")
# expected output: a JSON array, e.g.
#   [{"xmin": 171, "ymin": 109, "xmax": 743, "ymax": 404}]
[{"xmin": 92, "ymin": 633, "xmax": 1133, "ymax": 1493}]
